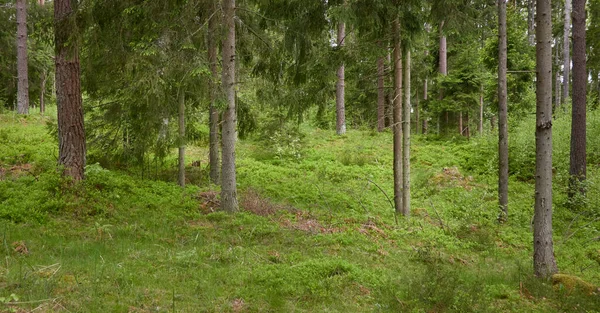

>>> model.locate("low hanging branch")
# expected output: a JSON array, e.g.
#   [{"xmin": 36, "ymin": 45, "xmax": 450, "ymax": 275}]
[{"xmin": 364, "ymin": 177, "xmax": 397, "ymax": 225}]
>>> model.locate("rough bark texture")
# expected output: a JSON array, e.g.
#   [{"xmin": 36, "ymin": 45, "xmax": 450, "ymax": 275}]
[
  {"xmin": 55, "ymin": 0, "xmax": 86, "ymax": 181},
  {"xmin": 562, "ymin": 0, "xmax": 572, "ymax": 105},
  {"xmin": 208, "ymin": 4, "xmax": 220, "ymax": 185},
  {"xmin": 554, "ymin": 38, "xmax": 561, "ymax": 108},
  {"xmin": 534, "ymin": 0, "xmax": 558, "ymax": 278},
  {"xmin": 336, "ymin": 19, "xmax": 346, "ymax": 135},
  {"xmin": 402, "ymin": 49, "xmax": 411, "ymax": 218},
  {"xmin": 17, "ymin": 0, "xmax": 29, "ymax": 115},
  {"xmin": 221, "ymin": 0, "xmax": 239, "ymax": 213},
  {"xmin": 569, "ymin": 0, "xmax": 587, "ymax": 194},
  {"xmin": 178, "ymin": 91, "xmax": 186, "ymax": 188},
  {"xmin": 498, "ymin": 0, "xmax": 509, "ymax": 221},
  {"xmin": 528, "ymin": 0, "xmax": 536, "ymax": 45},
  {"xmin": 377, "ymin": 57, "xmax": 385, "ymax": 132},
  {"xmin": 392, "ymin": 20, "xmax": 403, "ymax": 215}
]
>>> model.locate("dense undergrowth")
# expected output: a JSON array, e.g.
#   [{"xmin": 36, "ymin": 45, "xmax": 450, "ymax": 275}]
[{"xmin": 0, "ymin": 109, "xmax": 599, "ymax": 312}]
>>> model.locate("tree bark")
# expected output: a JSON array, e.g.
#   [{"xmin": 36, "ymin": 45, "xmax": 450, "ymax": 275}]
[
  {"xmin": 208, "ymin": 2, "xmax": 220, "ymax": 185},
  {"xmin": 392, "ymin": 20, "xmax": 403, "ymax": 216},
  {"xmin": 569, "ymin": 0, "xmax": 586, "ymax": 196},
  {"xmin": 221, "ymin": 0, "xmax": 239, "ymax": 212},
  {"xmin": 55, "ymin": 0, "xmax": 86, "ymax": 181},
  {"xmin": 498, "ymin": 0, "xmax": 509, "ymax": 221},
  {"xmin": 479, "ymin": 84, "xmax": 484, "ymax": 135},
  {"xmin": 439, "ymin": 22, "xmax": 447, "ymax": 134},
  {"xmin": 534, "ymin": 0, "xmax": 558, "ymax": 278},
  {"xmin": 336, "ymin": 18, "xmax": 346, "ymax": 135},
  {"xmin": 402, "ymin": 48, "xmax": 411, "ymax": 218},
  {"xmin": 528, "ymin": 0, "xmax": 536, "ymax": 45},
  {"xmin": 563, "ymin": 0, "xmax": 572, "ymax": 105},
  {"xmin": 377, "ymin": 57, "xmax": 385, "ymax": 132},
  {"xmin": 40, "ymin": 70, "xmax": 46, "ymax": 114},
  {"xmin": 16, "ymin": 0, "xmax": 29, "ymax": 115},
  {"xmin": 178, "ymin": 90, "xmax": 186, "ymax": 188}
]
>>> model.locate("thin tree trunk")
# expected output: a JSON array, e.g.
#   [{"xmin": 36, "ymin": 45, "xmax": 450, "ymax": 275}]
[
  {"xmin": 377, "ymin": 57, "xmax": 385, "ymax": 132},
  {"xmin": 208, "ymin": 2, "xmax": 220, "ymax": 185},
  {"xmin": 38, "ymin": 0, "xmax": 44, "ymax": 5},
  {"xmin": 528, "ymin": 0, "xmax": 536, "ymax": 45},
  {"xmin": 415, "ymin": 83, "xmax": 420, "ymax": 135},
  {"xmin": 393, "ymin": 19, "xmax": 403, "ymax": 215},
  {"xmin": 479, "ymin": 84, "xmax": 484, "ymax": 135},
  {"xmin": 221, "ymin": 0, "xmax": 238, "ymax": 212},
  {"xmin": 439, "ymin": 22, "xmax": 447, "ymax": 133},
  {"xmin": 569, "ymin": 0, "xmax": 587, "ymax": 196},
  {"xmin": 498, "ymin": 0, "xmax": 509, "ymax": 221},
  {"xmin": 459, "ymin": 112, "xmax": 463, "ymax": 135},
  {"xmin": 16, "ymin": 0, "xmax": 29, "ymax": 115},
  {"xmin": 336, "ymin": 18, "xmax": 346, "ymax": 135},
  {"xmin": 40, "ymin": 70, "xmax": 46, "ymax": 114},
  {"xmin": 423, "ymin": 76, "xmax": 428, "ymax": 134},
  {"xmin": 562, "ymin": 0, "xmax": 572, "ymax": 105},
  {"xmin": 534, "ymin": 0, "xmax": 558, "ymax": 278},
  {"xmin": 554, "ymin": 38, "xmax": 561, "ymax": 109},
  {"xmin": 402, "ymin": 48, "xmax": 411, "ymax": 217},
  {"xmin": 55, "ymin": 0, "xmax": 86, "ymax": 181},
  {"xmin": 178, "ymin": 90, "xmax": 186, "ymax": 187}
]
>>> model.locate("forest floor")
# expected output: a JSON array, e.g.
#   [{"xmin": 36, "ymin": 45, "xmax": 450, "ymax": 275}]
[{"xmin": 0, "ymin": 110, "xmax": 599, "ymax": 312}]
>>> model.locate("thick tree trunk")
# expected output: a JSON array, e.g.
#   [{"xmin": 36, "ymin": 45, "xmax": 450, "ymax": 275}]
[
  {"xmin": 336, "ymin": 19, "xmax": 346, "ymax": 135},
  {"xmin": 377, "ymin": 57, "xmax": 385, "ymax": 132},
  {"xmin": 17, "ymin": 0, "xmax": 29, "ymax": 115},
  {"xmin": 402, "ymin": 49, "xmax": 411, "ymax": 217},
  {"xmin": 393, "ymin": 20, "xmax": 403, "ymax": 215},
  {"xmin": 563, "ymin": 0, "xmax": 572, "ymax": 105},
  {"xmin": 528, "ymin": 0, "xmax": 536, "ymax": 45},
  {"xmin": 208, "ymin": 3, "xmax": 220, "ymax": 185},
  {"xmin": 55, "ymin": 0, "xmax": 86, "ymax": 181},
  {"xmin": 569, "ymin": 0, "xmax": 587, "ymax": 196},
  {"xmin": 498, "ymin": 0, "xmax": 509, "ymax": 221},
  {"xmin": 221, "ymin": 0, "xmax": 239, "ymax": 212},
  {"xmin": 178, "ymin": 90, "xmax": 186, "ymax": 188},
  {"xmin": 534, "ymin": 0, "xmax": 558, "ymax": 278}
]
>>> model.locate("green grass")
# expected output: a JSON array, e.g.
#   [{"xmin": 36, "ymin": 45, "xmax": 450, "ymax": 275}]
[{"xmin": 0, "ymin": 110, "xmax": 599, "ymax": 312}]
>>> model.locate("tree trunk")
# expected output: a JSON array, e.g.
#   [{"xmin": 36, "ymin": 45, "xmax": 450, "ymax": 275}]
[
  {"xmin": 55, "ymin": 0, "xmax": 86, "ymax": 181},
  {"xmin": 569, "ymin": 0, "xmax": 586, "ymax": 196},
  {"xmin": 534, "ymin": 0, "xmax": 558, "ymax": 278},
  {"xmin": 221, "ymin": 0, "xmax": 239, "ymax": 213},
  {"xmin": 528, "ymin": 0, "xmax": 536, "ymax": 45},
  {"xmin": 38, "ymin": 0, "xmax": 45, "ymax": 5},
  {"xmin": 377, "ymin": 57, "xmax": 385, "ymax": 132},
  {"xmin": 458, "ymin": 112, "xmax": 463, "ymax": 135},
  {"xmin": 16, "ymin": 0, "xmax": 29, "ymax": 115},
  {"xmin": 479, "ymin": 84, "xmax": 484, "ymax": 135},
  {"xmin": 562, "ymin": 0, "xmax": 572, "ymax": 105},
  {"xmin": 423, "ymin": 76, "xmax": 428, "ymax": 134},
  {"xmin": 498, "ymin": 0, "xmax": 509, "ymax": 222},
  {"xmin": 402, "ymin": 48, "xmax": 411, "ymax": 218},
  {"xmin": 40, "ymin": 70, "xmax": 46, "ymax": 114},
  {"xmin": 393, "ymin": 20, "xmax": 403, "ymax": 216},
  {"xmin": 336, "ymin": 19, "xmax": 346, "ymax": 135},
  {"xmin": 554, "ymin": 38, "xmax": 561, "ymax": 109},
  {"xmin": 415, "ymin": 83, "xmax": 420, "ymax": 135},
  {"xmin": 208, "ymin": 3, "xmax": 220, "ymax": 185},
  {"xmin": 178, "ymin": 90, "xmax": 186, "ymax": 188},
  {"xmin": 439, "ymin": 22, "xmax": 447, "ymax": 133}
]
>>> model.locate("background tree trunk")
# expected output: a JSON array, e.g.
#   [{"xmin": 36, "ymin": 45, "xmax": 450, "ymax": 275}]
[
  {"xmin": 336, "ymin": 19, "xmax": 346, "ymax": 135},
  {"xmin": 562, "ymin": 0, "xmax": 572, "ymax": 105},
  {"xmin": 55, "ymin": 0, "xmax": 86, "ymax": 181},
  {"xmin": 178, "ymin": 90, "xmax": 186, "ymax": 188},
  {"xmin": 534, "ymin": 0, "xmax": 558, "ymax": 278},
  {"xmin": 498, "ymin": 0, "xmax": 509, "ymax": 221},
  {"xmin": 377, "ymin": 57, "xmax": 385, "ymax": 132},
  {"xmin": 569, "ymin": 0, "xmax": 587, "ymax": 196},
  {"xmin": 402, "ymin": 48, "xmax": 411, "ymax": 217},
  {"xmin": 40, "ymin": 70, "xmax": 46, "ymax": 114},
  {"xmin": 208, "ymin": 2, "xmax": 220, "ymax": 185},
  {"xmin": 221, "ymin": 0, "xmax": 239, "ymax": 212},
  {"xmin": 479, "ymin": 84, "xmax": 484, "ymax": 135},
  {"xmin": 16, "ymin": 0, "xmax": 29, "ymax": 115},
  {"xmin": 528, "ymin": 0, "xmax": 536, "ymax": 45},
  {"xmin": 393, "ymin": 20, "xmax": 403, "ymax": 215}
]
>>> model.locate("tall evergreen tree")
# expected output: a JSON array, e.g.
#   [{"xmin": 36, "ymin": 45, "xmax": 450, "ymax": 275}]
[
  {"xmin": 498, "ymin": 0, "xmax": 509, "ymax": 222},
  {"xmin": 562, "ymin": 0, "xmax": 572, "ymax": 105},
  {"xmin": 533, "ymin": 0, "xmax": 558, "ymax": 278},
  {"xmin": 336, "ymin": 8, "xmax": 346, "ymax": 135},
  {"xmin": 16, "ymin": 0, "xmax": 29, "ymax": 114},
  {"xmin": 392, "ymin": 19, "xmax": 404, "ymax": 216},
  {"xmin": 208, "ymin": 0, "xmax": 220, "ymax": 185}
]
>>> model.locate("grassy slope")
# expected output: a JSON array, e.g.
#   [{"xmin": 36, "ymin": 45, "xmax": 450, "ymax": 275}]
[{"xmin": 0, "ymin": 111, "xmax": 599, "ymax": 312}]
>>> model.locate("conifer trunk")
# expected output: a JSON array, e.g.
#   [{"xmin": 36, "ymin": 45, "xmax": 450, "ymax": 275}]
[
  {"xmin": 562, "ymin": 0, "xmax": 572, "ymax": 105},
  {"xmin": 55, "ymin": 0, "xmax": 86, "ymax": 181},
  {"xmin": 569, "ymin": 0, "xmax": 587, "ymax": 195},
  {"xmin": 16, "ymin": 0, "xmax": 29, "ymax": 115},
  {"xmin": 528, "ymin": 0, "xmax": 536, "ymax": 45},
  {"xmin": 336, "ymin": 19, "xmax": 346, "ymax": 135},
  {"xmin": 377, "ymin": 57, "xmax": 385, "ymax": 132},
  {"xmin": 221, "ymin": 0, "xmax": 239, "ymax": 212},
  {"xmin": 498, "ymin": 0, "xmax": 509, "ymax": 221},
  {"xmin": 208, "ymin": 2, "xmax": 220, "ymax": 185},
  {"xmin": 178, "ymin": 90, "xmax": 186, "ymax": 188},
  {"xmin": 392, "ymin": 20, "xmax": 403, "ymax": 215},
  {"xmin": 534, "ymin": 0, "xmax": 558, "ymax": 278},
  {"xmin": 402, "ymin": 49, "xmax": 411, "ymax": 217}
]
